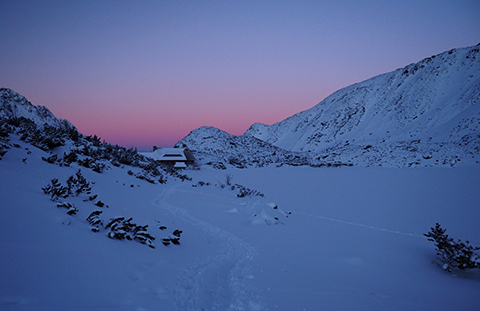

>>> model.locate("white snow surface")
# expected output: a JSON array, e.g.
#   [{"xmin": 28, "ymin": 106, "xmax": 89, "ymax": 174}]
[
  {"xmin": 179, "ymin": 45, "xmax": 480, "ymax": 168},
  {"xmin": 1, "ymin": 133, "xmax": 480, "ymax": 311}
]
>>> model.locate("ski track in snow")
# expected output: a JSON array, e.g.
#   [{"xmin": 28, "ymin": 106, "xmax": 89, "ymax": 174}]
[
  {"xmin": 292, "ymin": 211, "xmax": 424, "ymax": 238},
  {"xmin": 154, "ymin": 184, "xmax": 265, "ymax": 311}
]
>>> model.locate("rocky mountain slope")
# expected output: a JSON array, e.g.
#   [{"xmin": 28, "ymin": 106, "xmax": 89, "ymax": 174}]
[
  {"xmin": 180, "ymin": 44, "xmax": 480, "ymax": 168},
  {"xmin": 176, "ymin": 126, "xmax": 350, "ymax": 168},
  {"xmin": 0, "ymin": 88, "xmax": 74, "ymax": 130}
]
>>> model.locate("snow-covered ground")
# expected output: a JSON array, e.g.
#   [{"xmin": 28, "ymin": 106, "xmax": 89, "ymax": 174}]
[{"xmin": 1, "ymin": 136, "xmax": 479, "ymax": 311}]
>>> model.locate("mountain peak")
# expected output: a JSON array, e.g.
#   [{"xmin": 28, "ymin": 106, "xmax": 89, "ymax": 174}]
[
  {"xmin": 181, "ymin": 45, "xmax": 480, "ymax": 168},
  {"xmin": 0, "ymin": 88, "xmax": 75, "ymax": 130}
]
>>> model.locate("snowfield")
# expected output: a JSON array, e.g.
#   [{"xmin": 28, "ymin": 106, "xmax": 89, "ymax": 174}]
[{"xmin": 1, "ymin": 136, "xmax": 479, "ymax": 311}]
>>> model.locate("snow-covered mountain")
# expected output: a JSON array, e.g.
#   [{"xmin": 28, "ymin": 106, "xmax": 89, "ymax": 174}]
[
  {"xmin": 180, "ymin": 44, "xmax": 480, "ymax": 168},
  {"xmin": 175, "ymin": 126, "xmax": 350, "ymax": 168},
  {"xmin": 0, "ymin": 88, "xmax": 75, "ymax": 130}
]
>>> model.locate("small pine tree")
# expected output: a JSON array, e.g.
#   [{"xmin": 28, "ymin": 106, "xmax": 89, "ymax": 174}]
[
  {"xmin": 424, "ymin": 223, "xmax": 480, "ymax": 272},
  {"xmin": 66, "ymin": 170, "xmax": 92, "ymax": 196},
  {"xmin": 42, "ymin": 178, "xmax": 69, "ymax": 201}
]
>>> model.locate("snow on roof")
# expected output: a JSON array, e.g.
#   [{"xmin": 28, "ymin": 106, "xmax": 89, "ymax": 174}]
[
  {"xmin": 145, "ymin": 148, "xmax": 187, "ymax": 161},
  {"xmin": 174, "ymin": 162, "xmax": 187, "ymax": 168}
]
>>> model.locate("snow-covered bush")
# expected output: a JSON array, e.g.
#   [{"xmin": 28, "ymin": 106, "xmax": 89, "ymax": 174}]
[
  {"xmin": 161, "ymin": 229, "xmax": 182, "ymax": 246},
  {"xmin": 233, "ymin": 184, "xmax": 264, "ymax": 198},
  {"xmin": 42, "ymin": 170, "xmax": 92, "ymax": 201},
  {"xmin": 228, "ymin": 156, "xmax": 247, "ymax": 168},
  {"xmin": 213, "ymin": 178, "xmax": 264, "ymax": 197},
  {"xmin": 424, "ymin": 223, "xmax": 480, "ymax": 272},
  {"xmin": 42, "ymin": 154, "xmax": 59, "ymax": 164},
  {"xmin": 42, "ymin": 178, "xmax": 69, "ymax": 201},
  {"xmin": 5, "ymin": 117, "xmax": 78, "ymax": 151},
  {"xmin": 192, "ymin": 181, "xmax": 210, "ymax": 187},
  {"xmin": 66, "ymin": 170, "xmax": 92, "ymax": 196},
  {"xmin": 167, "ymin": 168, "xmax": 192, "ymax": 182},
  {"xmin": 56, "ymin": 202, "xmax": 78, "ymax": 215},
  {"xmin": 86, "ymin": 210, "xmax": 103, "ymax": 232},
  {"xmin": 133, "ymin": 171, "xmax": 157, "ymax": 184},
  {"xmin": 104, "ymin": 216, "xmax": 156, "ymax": 248},
  {"xmin": 86, "ymin": 213, "xmax": 181, "ymax": 248},
  {"xmin": 94, "ymin": 200, "xmax": 106, "ymax": 207},
  {"xmin": 91, "ymin": 162, "xmax": 106, "ymax": 173},
  {"xmin": 63, "ymin": 150, "xmax": 78, "ymax": 164}
]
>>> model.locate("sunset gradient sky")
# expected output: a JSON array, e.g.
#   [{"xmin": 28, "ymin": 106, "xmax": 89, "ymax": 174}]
[{"xmin": 1, "ymin": 0, "xmax": 479, "ymax": 150}]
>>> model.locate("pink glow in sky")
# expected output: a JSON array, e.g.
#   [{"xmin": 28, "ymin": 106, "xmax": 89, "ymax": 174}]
[{"xmin": 1, "ymin": 0, "xmax": 479, "ymax": 150}]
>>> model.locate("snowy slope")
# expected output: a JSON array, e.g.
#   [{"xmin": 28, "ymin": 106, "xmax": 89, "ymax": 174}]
[
  {"xmin": 1, "ymin": 91, "xmax": 480, "ymax": 310},
  {"xmin": 180, "ymin": 45, "xmax": 480, "ymax": 168},
  {"xmin": 0, "ymin": 88, "xmax": 75, "ymax": 130},
  {"xmin": 244, "ymin": 45, "xmax": 480, "ymax": 166},
  {"xmin": 175, "ymin": 126, "xmax": 348, "ymax": 168},
  {"xmin": 247, "ymin": 45, "xmax": 480, "ymax": 151}
]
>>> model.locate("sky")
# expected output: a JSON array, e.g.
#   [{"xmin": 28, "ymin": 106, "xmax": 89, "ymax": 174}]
[{"xmin": 1, "ymin": 0, "xmax": 479, "ymax": 150}]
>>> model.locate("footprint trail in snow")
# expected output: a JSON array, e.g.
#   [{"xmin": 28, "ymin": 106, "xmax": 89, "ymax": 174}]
[{"xmin": 154, "ymin": 185, "xmax": 265, "ymax": 311}]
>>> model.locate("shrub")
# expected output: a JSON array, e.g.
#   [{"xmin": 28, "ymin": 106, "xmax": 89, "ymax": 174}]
[
  {"xmin": 234, "ymin": 184, "xmax": 264, "ymax": 198},
  {"xmin": 91, "ymin": 162, "xmax": 106, "ymax": 173},
  {"xmin": 42, "ymin": 178, "xmax": 69, "ymax": 201},
  {"xmin": 66, "ymin": 170, "xmax": 92, "ymax": 196},
  {"xmin": 161, "ymin": 229, "xmax": 182, "ymax": 246},
  {"xmin": 56, "ymin": 202, "xmax": 78, "ymax": 215},
  {"xmin": 42, "ymin": 170, "xmax": 92, "ymax": 201},
  {"xmin": 424, "ymin": 223, "xmax": 480, "ymax": 272},
  {"xmin": 42, "ymin": 154, "xmax": 59, "ymax": 164},
  {"xmin": 86, "ymin": 210, "xmax": 103, "ymax": 232},
  {"xmin": 105, "ymin": 216, "xmax": 156, "ymax": 248}
]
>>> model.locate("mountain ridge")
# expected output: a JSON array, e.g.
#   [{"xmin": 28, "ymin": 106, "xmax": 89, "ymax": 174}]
[
  {"xmin": 179, "ymin": 44, "xmax": 480, "ymax": 168},
  {"xmin": 244, "ymin": 44, "xmax": 480, "ymax": 152},
  {"xmin": 175, "ymin": 125, "xmax": 346, "ymax": 168},
  {"xmin": 1, "ymin": 44, "xmax": 479, "ymax": 168},
  {"xmin": 0, "ymin": 88, "xmax": 75, "ymax": 130}
]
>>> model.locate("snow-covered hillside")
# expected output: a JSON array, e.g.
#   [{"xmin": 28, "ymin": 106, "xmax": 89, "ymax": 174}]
[
  {"xmin": 180, "ymin": 45, "xmax": 480, "ymax": 168},
  {"xmin": 175, "ymin": 126, "xmax": 350, "ymax": 169},
  {"xmin": 1, "ymin": 90, "xmax": 480, "ymax": 310},
  {"xmin": 0, "ymin": 88, "xmax": 74, "ymax": 130}
]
